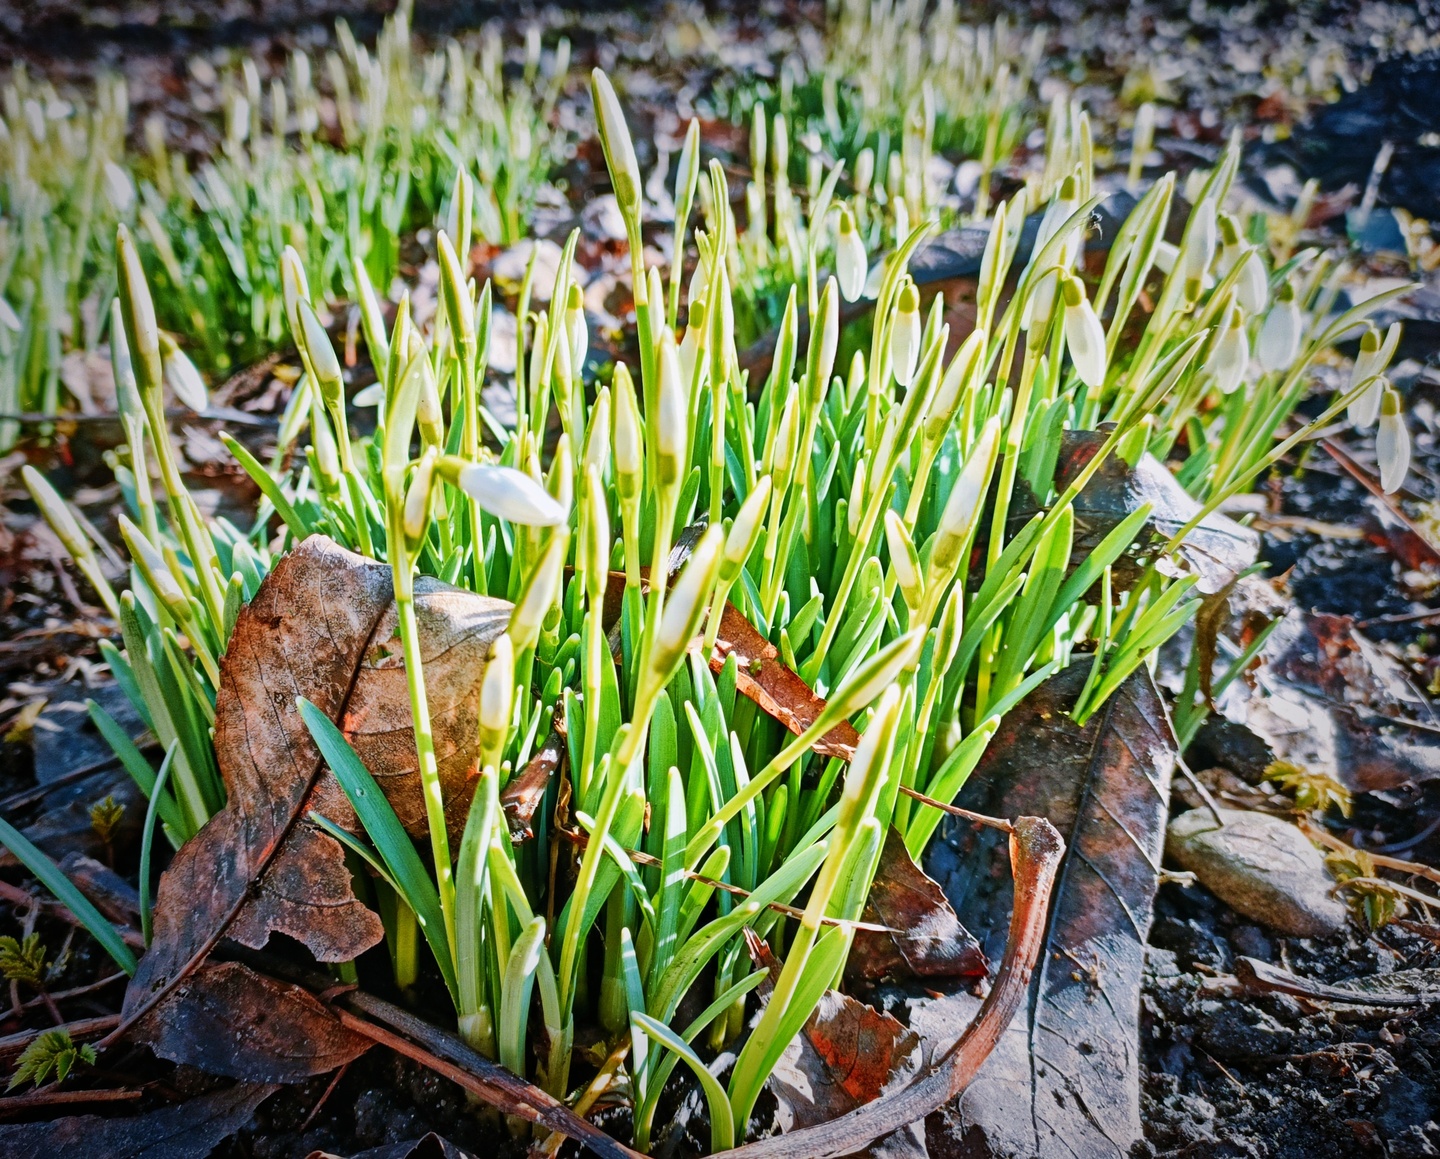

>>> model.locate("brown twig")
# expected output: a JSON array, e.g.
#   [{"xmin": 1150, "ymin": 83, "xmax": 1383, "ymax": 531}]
[
  {"xmin": 299, "ymin": 1061, "xmax": 350, "ymax": 1132},
  {"xmin": 0, "ymin": 1086, "xmax": 142, "ymax": 1116},
  {"xmin": 1322, "ymin": 438, "xmax": 1440, "ymax": 561},
  {"xmin": 1235, "ymin": 955, "xmax": 1440, "ymax": 1006},
  {"xmin": 0, "ymin": 882, "xmax": 144, "ymax": 950},
  {"xmin": 333, "ymin": 992, "xmax": 640, "ymax": 1159},
  {"xmin": 899, "ymin": 785, "xmax": 1016, "ymax": 833}
]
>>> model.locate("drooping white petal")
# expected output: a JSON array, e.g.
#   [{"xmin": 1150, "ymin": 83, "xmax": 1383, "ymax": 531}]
[
  {"xmin": 1236, "ymin": 249, "xmax": 1269, "ymax": 315},
  {"xmin": 890, "ymin": 284, "xmax": 921, "ymax": 387},
  {"xmin": 1064, "ymin": 297, "xmax": 1108, "ymax": 388},
  {"xmin": 1257, "ymin": 293, "xmax": 1302, "ymax": 372},
  {"xmin": 1210, "ymin": 309, "xmax": 1249, "ymax": 396},
  {"xmin": 457, "ymin": 463, "xmax": 567, "ymax": 526},
  {"xmin": 836, "ymin": 210, "xmax": 868, "ymax": 302},
  {"xmin": 162, "ymin": 341, "xmax": 209, "ymax": 412},
  {"xmin": 1377, "ymin": 389, "xmax": 1410, "ymax": 494}
]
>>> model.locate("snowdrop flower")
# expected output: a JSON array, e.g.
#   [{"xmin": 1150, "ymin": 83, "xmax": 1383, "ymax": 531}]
[
  {"xmin": 1210, "ymin": 305, "xmax": 1249, "ymax": 395},
  {"xmin": 1180, "ymin": 199, "xmax": 1217, "ymax": 287},
  {"xmin": 299, "ymin": 300, "xmax": 343, "ymax": 408},
  {"xmin": 353, "ymin": 382, "xmax": 386, "ymax": 407},
  {"xmin": 116, "ymin": 225, "xmax": 162, "ymax": 393},
  {"xmin": 1061, "ymin": 275, "xmax": 1107, "ymax": 389},
  {"xmin": 118, "ymin": 515, "xmax": 185, "ymax": 615},
  {"xmin": 854, "ymin": 148, "xmax": 875, "ymax": 199},
  {"xmin": 893, "ymin": 197, "xmax": 910, "ymax": 249},
  {"xmin": 929, "ymin": 416, "xmax": 1001, "ymax": 581},
  {"xmin": 612, "ymin": 363, "xmax": 643, "ymax": 502},
  {"xmin": 890, "ymin": 281, "xmax": 921, "ymax": 386},
  {"xmin": 457, "ymin": 462, "xmax": 567, "ymax": 526},
  {"xmin": 836, "ymin": 208, "xmax": 867, "ymax": 302},
  {"xmin": 1151, "ymin": 240, "xmax": 1179, "ymax": 276},
  {"xmin": 23, "ymin": 466, "xmax": 86, "ymax": 559},
  {"xmin": 1348, "ymin": 322, "xmax": 1402, "ymax": 429},
  {"xmin": 280, "ymin": 246, "xmax": 310, "ymax": 340},
  {"xmin": 159, "ymin": 334, "xmax": 208, "ymax": 412},
  {"xmin": 1257, "ymin": 283, "xmax": 1302, "ymax": 372},
  {"xmin": 1378, "ymin": 387, "xmax": 1410, "ymax": 494},
  {"xmin": 1235, "ymin": 249, "xmax": 1269, "ymax": 315}
]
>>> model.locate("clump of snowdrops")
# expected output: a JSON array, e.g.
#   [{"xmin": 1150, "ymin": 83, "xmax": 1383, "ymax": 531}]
[{"xmin": 15, "ymin": 62, "xmax": 1415, "ymax": 1154}]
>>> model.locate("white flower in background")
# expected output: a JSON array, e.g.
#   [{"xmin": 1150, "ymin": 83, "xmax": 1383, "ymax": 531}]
[
  {"xmin": 656, "ymin": 332, "xmax": 688, "ymax": 484},
  {"xmin": 160, "ymin": 334, "xmax": 208, "ymax": 412},
  {"xmin": 1236, "ymin": 249, "xmax": 1269, "ymax": 315},
  {"xmin": 1211, "ymin": 305, "xmax": 1249, "ymax": 395},
  {"xmin": 103, "ymin": 161, "xmax": 135, "ymax": 215},
  {"xmin": 836, "ymin": 208, "xmax": 867, "ymax": 302},
  {"xmin": 565, "ymin": 283, "xmax": 588, "ymax": 374},
  {"xmin": 457, "ymin": 463, "xmax": 567, "ymax": 526},
  {"xmin": 890, "ymin": 281, "xmax": 921, "ymax": 386},
  {"xmin": 1257, "ymin": 283, "xmax": 1302, "ymax": 372},
  {"xmin": 1061, "ymin": 275, "xmax": 1107, "ymax": 388},
  {"xmin": 1377, "ymin": 387, "xmax": 1410, "ymax": 494},
  {"xmin": 1180, "ymin": 199, "xmax": 1217, "ymax": 287}
]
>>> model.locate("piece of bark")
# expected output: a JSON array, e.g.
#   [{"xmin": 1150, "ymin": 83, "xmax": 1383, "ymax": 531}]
[{"xmin": 920, "ymin": 664, "xmax": 1176, "ymax": 1159}]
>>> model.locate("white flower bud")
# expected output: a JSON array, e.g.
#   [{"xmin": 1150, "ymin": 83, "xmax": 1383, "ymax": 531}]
[
  {"xmin": 650, "ymin": 524, "xmax": 723, "ymax": 683},
  {"xmin": 612, "ymin": 363, "xmax": 643, "ymax": 501},
  {"xmin": 118, "ymin": 514, "xmax": 185, "ymax": 615},
  {"xmin": 836, "ymin": 208, "xmax": 867, "ymax": 302},
  {"xmin": 22, "ymin": 467, "xmax": 87, "ymax": 559},
  {"xmin": 458, "ymin": 463, "xmax": 567, "ymax": 526},
  {"xmin": 1062, "ymin": 276, "xmax": 1107, "ymax": 389},
  {"xmin": 925, "ymin": 327, "xmax": 985, "ymax": 446},
  {"xmin": 854, "ymin": 149, "xmax": 874, "ymax": 197},
  {"xmin": 281, "ymin": 245, "xmax": 310, "ymax": 342},
  {"xmin": 656, "ymin": 332, "xmax": 688, "ymax": 487},
  {"xmin": 299, "ymin": 299, "xmax": 343, "ymax": 408},
  {"xmin": 1378, "ymin": 387, "xmax": 1410, "ymax": 494},
  {"xmin": 811, "ymin": 277, "xmax": 840, "ymax": 401},
  {"xmin": 353, "ymin": 382, "xmax": 386, "ymax": 407},
  {"xmin": 509, "ymin": 534, "xmax": 567, "ymax": 653},
  {"xmin": 720, "ymin": 477, "xmax": 771, "ymax": 586},
  {"xmin": 565, "ymin": 282, "xmax": 588, "ymax": 375},
  {"xmin": 103, "ymin": 161, "xmax": 135, "ymax": 215},
  {"xmin": 826, "ymin": 628, "xmax": 924, "ymax": 722},
  {"xmin": 478, "ymin": 633, "xmax": 514, "ymax": 758},
  {"xmin": 116, "ymin": 224, "xmax": 162, "ymax": 395},
  {"xmin": 1151, "ymin": 240, "xmax": 1179, "ymax": 276},
  {"xmin": 160, "ymin": 334, "xmax": 209, "ymax": 412},
  {"xmin": 403, "ymin": 448, "xmax": 437, "ymax": 544},
  {"xmin": 929, "ymin": 416, "xmax": 1000, "ymax": 581},
  {"xmin": 591, "ymin": 69, "xmax": 642, "ymax": 224},
  {"xmin": 890, "ymin": 282, "xmax": 921, "ymax": 387},
  {"xmin": 1210, "ymin": 305, "xmax": 1249, "ymax": 395},
  {"xmin": 884, "ymin": 509, "xmax": 922, "ymax": 608},
  {"xmin": 679, "ymin": 299, "xmax": 707, "ymax": 389},
  {"xmin": 1257, "ymin": 284, "xmax": 1302, "ymax": 372}
]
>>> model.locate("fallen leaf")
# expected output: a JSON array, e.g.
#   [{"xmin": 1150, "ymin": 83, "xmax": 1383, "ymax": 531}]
[
  {"xmin": 122, "ymin": 535, "xmax": 509, "ymax": 1079},
  {"xmin": 500, "ymin": 727, "xmax": 564, "ymax": 842},
  {"xmin": 0, "ymin": 1079, "xmax": 275, "ymax": 1157},
  {"xmin": 140, "ymin": 961, "xmax": 372, "ymax": 1082},
  {"xmin": 1208, "ymin": 605, "xmax": 1440, "ymax": 793},
  {"xmin": 919, "ymin": 663, "xmax": 1176, "ymax": 1159},
  {"xmin": 307, "ymin": 1133, "xmax": 480, "ymax": 1159},
  {"xmin": 707, "ymin": 601, "xmax": 859, "ymax": 759},
  {"xmin": 1016, "ymin": 430, "xmax": 1259, "ymax": 595},
  {"xmin": 846, "ymin": 827, "xmax": 987, "ymax": 983}
]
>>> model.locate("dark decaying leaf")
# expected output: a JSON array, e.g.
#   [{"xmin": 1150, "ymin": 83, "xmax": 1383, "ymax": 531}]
[
  {"xmin": 140, "ymin": 961, "xmax": 371, "ymax": 1082},
  {"xmin": 306, "ymin": 1132, "xmax": 479, "ymax": 1159},
  {"xmin": 1208, "ymin": 605, "xmax": 1440, "ymax": 793},
  {"xmin": 846, "ymin": 827, "xmax": 987, "ymax": 983},
  {"xmin": 749, "ymin": 932, "xmax": 927, "ymax": 1159},
  {"xmin": 0, "ymin": 1079, "xmax": 276, "ymax": 1157},
  {"xmin": 1014, "ymin": 430, "xmax": 1259, "ymax": 595},
  {"xmin": 919, "ymin": 663, "xmax": 1176, "ymax": 1159},
  {"xmin": 122, "ymin": 535, "xmax": 508, "ymax": 1079}
]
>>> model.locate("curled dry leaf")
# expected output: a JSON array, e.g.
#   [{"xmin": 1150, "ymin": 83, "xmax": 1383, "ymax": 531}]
[
  {"xmin": 500, "ymin": 727, "xmax": 565, "ymax": 841},
  {"xmin": 846, "ymin": 826, "xmax": 987, "ymax": 983},
  {"xmin": 122, "ymin": 535, "xmax": 509, "ymax": 1079},
  {"xmin": 921, "ymin": 663, "xmax": 1176, "ymax": 1159}
]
